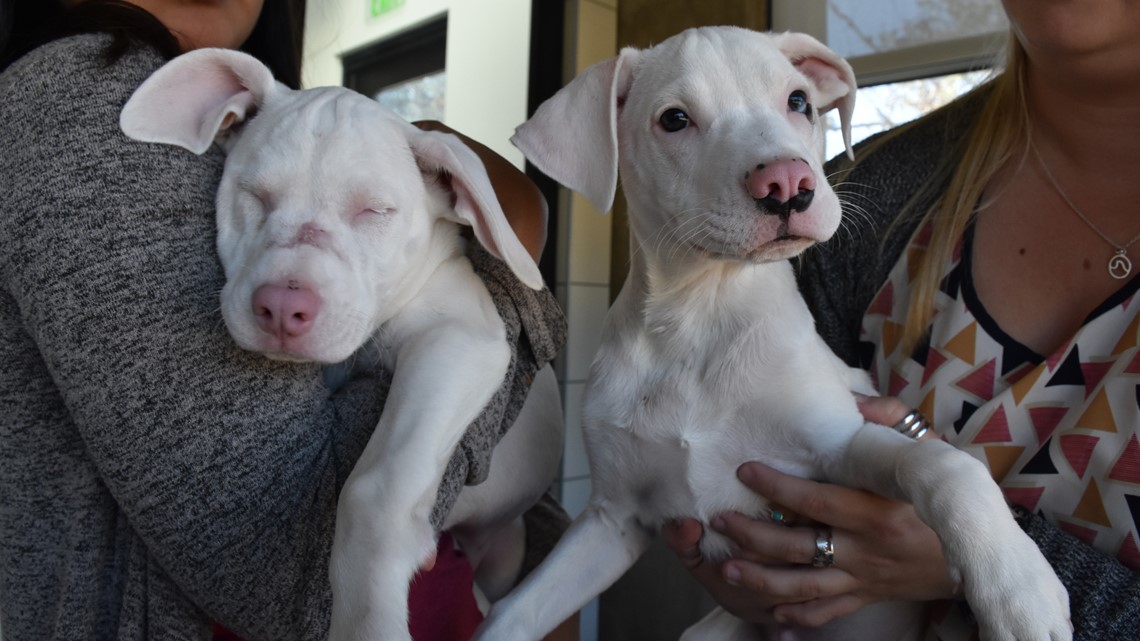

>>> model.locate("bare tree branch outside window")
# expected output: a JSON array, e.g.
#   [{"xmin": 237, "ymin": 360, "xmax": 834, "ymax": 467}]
[{"xmin": 821, "ymin": 0, "xmax": 1005, "ymax": 158}]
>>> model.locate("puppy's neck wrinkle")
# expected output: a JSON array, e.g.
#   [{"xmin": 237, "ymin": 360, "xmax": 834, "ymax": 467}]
[
  {"xmin": 626, "ymin": 247, "xmax": 796, "ymax": 355},
  {"xmin": 383, "ymin": 193, "xmax": 466, "ymax": 325}
]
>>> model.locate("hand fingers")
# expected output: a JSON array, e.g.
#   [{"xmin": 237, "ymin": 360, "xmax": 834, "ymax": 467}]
[
  {"xmin": 853, "ymin": 393, "xmax": 910, "ymax": 427},
  {"xmin": 736, "ymin": 463, "xmax": 871, "ymax": 530},
  {"xmin": 856, "ymin": 394, "xmax": 939, "ymax": 441},
  {"xmin": 712, "ymin": 512, "xmax": 816, "ymax": 565},
  {"xmin": 720, "ymin": 561, "xmax": 858, "ymax": 604},
  {"xmin": 662, "ymin": 519, "xmax": 706, "ymax": 570},
  {"xmin": 772, "ymin": 593, "xmax": 865, "ymax": 627}
]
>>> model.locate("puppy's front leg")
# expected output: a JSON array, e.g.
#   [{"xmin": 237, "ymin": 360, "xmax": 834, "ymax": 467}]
[
  {"xmin": 327, "ymin": 284, "xmax": 510, "ymax": 641},
  {"xmin": 832, "ymin": 425, "xmax": 1072, "ymax": 641},
  {"xmin": 473, "ymin": 496, "xmax": 653, "ymax": 641}
]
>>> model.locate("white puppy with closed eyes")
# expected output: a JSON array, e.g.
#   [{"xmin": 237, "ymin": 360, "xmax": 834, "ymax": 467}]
[{"xmin": 121, "ymin": 48, "xmax": 564, "ymax": 641}]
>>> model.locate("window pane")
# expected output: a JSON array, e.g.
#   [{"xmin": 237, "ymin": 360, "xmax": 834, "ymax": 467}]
[
  {"xmin": 823, "ymin": 70, "xmax": 990, "ymax": 159},
  {"xmin": 826, "ymin": 0, "xmax": 1007, "ymax": 58},
  {"xmin": 374, "ymin": 71, "xmax": 447, "ymax": 122}
]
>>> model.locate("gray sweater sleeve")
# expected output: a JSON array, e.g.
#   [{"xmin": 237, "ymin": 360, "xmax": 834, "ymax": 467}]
[
  {"xmin": 797, "ymin": 92, "xmax": 1140, "ymax": 639},
  {"xmin": 0, "ymin": 36, "xmax": 565, "ymax": 641}
]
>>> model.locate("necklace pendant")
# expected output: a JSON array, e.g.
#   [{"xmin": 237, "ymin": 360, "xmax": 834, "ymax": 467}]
[{"xmin": 1109, "ymin": 250, "xmax": 1132, "ymax": 280}]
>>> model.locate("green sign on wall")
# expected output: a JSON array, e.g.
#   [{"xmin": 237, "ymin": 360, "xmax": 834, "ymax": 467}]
[{"xmin": 371, "ymin": 0, "xmax": 405, "ymax": 17}]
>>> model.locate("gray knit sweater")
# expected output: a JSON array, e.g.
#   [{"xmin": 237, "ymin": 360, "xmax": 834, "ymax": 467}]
[
  {"xmin": 0, "ymin": 35, "xmax": 567, "ymax": 641},
  {"xmin": 798, "ymin": 89, "xmax": 1140, "ymax": 640}
]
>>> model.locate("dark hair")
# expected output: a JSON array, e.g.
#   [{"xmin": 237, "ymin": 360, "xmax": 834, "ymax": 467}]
[{"xmin": 0, "ymin": 0, "xmax": 305, "ymax": 88}]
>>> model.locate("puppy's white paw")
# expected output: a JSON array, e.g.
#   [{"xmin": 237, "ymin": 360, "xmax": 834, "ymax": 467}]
[
  {"xmin": 327, "ymin": 535, "xmax": 432, "ymax": 641},
  {"xmin": 472, "ymin": 594, "xmax": 539, "ymax": 641},
  {"xmin": 956, "ymin": 531, "xmax": 1071, "ymax": 641}
]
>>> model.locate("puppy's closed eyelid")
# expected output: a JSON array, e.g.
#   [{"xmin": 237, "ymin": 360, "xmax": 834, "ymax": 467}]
[
  {"xmin": 236, "ymin": 181, "xmax": 274, "ymax": 208},
  {"xmin": 353, "ymin": 203, "xmax": 396, "ymax": 218}
]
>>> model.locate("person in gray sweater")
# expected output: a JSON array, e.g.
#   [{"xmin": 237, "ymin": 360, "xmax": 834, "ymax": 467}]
[
  {"xmin": 663, "ymin": 3, "xmax": 1140, "ymax": 640},
  {"xmin": 0, "ymin": 1, "xmax": 569, "ymax": 639}
]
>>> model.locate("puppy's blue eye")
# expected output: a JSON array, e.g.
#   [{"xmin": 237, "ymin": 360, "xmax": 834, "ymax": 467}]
[
  {"xmin": 788, "ymin": 90, "xmax": 812, "ymax": 117},
  {"xmin": 659, "ymin": 108, "xmax": 691, "ymax": 132}
]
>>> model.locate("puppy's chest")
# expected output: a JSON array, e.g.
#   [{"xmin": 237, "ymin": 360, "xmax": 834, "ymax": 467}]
[
  {"xmin": 594, "ymin": 329, "xmax": 793, "ymax": 440},
  {"xmin": 588, "ymin": 341, "xmax": 814, "ymax": 483},
  {"xmin": 583, "ymin": 318, "xmax": 851, "ymax": 532}
]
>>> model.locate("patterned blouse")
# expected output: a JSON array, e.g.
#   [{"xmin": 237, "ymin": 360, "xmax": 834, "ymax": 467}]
[{"xmin": 861, "ymin": 220, "xmax": 1140, "ymax": 638}]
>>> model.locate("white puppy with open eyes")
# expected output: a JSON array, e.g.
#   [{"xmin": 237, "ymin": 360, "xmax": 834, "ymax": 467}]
[
  {"xmin": 120, "ymin": 49, "xmax": 564, "ymax": 641},
  {"xmin": 472, "ymin": 26, "xmax": 1071, "ymax": 641}
]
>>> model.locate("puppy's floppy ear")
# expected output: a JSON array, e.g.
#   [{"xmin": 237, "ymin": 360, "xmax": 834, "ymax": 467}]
[
  {"xmin": 410, "ymin": 129, "xmax": 545, "ymax": 290},
  {"xmin": 120, "ymin": 48, "xmax": 279, "ymax": 155},
  {"xmin": 511, "ymin": 48, "xmax": 640, "ymax": 214},
  {"xmin": 776, "ymin": 32, "xmax": 858, "ymax": 160}
]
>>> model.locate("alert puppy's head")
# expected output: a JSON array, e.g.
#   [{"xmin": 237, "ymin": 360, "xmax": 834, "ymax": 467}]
[{"xmin": 515, "ymin": 27, "xmax": 857, "ymax": 266}]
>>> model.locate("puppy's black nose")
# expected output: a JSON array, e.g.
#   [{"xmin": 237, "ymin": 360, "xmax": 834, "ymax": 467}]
[
  {"xmin": 756, "ymin": 189, "xmax": 815, "ymax": 218},
  {"xmin": 746, "ymin": 158, "xmax": 816, "ymax": 217}
]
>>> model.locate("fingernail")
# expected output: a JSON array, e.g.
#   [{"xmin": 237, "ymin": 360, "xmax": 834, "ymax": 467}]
[
  {"xmin": 723, "ymin": 563, "xmax": 741, "ymax": 586},
  {"xmin": 852, "ymin": 392, "xmax": 869, "ymax": 405},
  {"xmin": 773, "ymin": 610, "xmax": 787, "ymax": 624},
  {"xmin": 711, "ymin": 516, "xmax": 726, "ymax": 532},
  {"xmin": 737, "ymin": 463, "xmax": 756, "ymax": 483}
]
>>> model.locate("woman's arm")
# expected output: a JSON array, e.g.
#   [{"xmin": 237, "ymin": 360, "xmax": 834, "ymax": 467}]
[
  {"xmin": 0, "ymin": 38, "xmax": 389, "ymax": 638},
  {"xmin": 663, "ymin": 462, "xmax": 957, "ymax": 627},
  {"xmin": 0, "ymin": 37, "xmax": 564, "ymax": 639},
  {"xmin": 663, "ymin": 399, "xmax": 1140, "ymax": 637}
]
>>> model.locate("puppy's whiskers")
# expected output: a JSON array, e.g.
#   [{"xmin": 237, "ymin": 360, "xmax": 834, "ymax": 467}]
[
  {"xmin": 667, "ymin": 213, "xmax": 715, "ymax": 264},
  {"xmin": 824, "ymin": 180, "xmax": 878, "ymax": 244},
  {"xmin": 649, "ymin": 204, "xmax": 717, "ymax": 263}
]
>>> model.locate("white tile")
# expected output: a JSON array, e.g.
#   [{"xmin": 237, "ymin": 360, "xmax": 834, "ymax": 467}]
[
  {"xmin": 560, "ymin": 382, "xmax": 590, "ymax": 480},
  {"xmin": 552, "ymin": 282, "xmax": 570, "ymax": 381},
  {"xmin": 559, "ymin": 477, "xmax": 593, "ymax": 519},
  {"xmin": 564, "ymin": 284, "xmax": 610, "ymax": 382},
  {"xmin": 568, "ymin": 193, "xmax": 613, "ymax": 285}
]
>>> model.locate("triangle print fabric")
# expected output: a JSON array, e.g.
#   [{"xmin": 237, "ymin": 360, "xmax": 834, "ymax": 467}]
[{"xmin": 861, "ymin": 222, "xmax": 1140, "ymax": 640}]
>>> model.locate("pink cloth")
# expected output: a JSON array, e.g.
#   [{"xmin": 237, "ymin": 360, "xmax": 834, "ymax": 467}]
[{"xmin": 213, "ymin": 532, "xmax": 482, "ymax": 641}]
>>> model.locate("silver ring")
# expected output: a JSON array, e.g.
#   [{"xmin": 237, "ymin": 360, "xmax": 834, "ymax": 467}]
[
  {"xmin": 893, "ymin": 410, "xmax": 930, "ymax": 440},
  {"xmin": 811, "ymin": 527, "xmax": 834, "ymax": 568}
]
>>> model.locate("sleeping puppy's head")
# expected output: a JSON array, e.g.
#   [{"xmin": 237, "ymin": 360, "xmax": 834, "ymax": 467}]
[{"xmin": 121, "ymin": 49, "xmax": 541, "ymax": 363}]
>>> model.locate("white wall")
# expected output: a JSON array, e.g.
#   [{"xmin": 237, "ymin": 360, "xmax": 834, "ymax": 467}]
[{"xmin": 302, "ymin": 0, "xmax": 533, "ymax": 166}]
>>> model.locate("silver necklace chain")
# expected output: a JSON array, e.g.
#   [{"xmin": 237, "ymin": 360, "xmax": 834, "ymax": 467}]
[{"xmin": 1029, "ymin": 137, "xmax": 1140, "ymax": 280}]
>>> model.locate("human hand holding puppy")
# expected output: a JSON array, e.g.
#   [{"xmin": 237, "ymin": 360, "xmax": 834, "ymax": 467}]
[{"xmin": 664, "ymin": 396, "xmax": 960, "ymax": 628}]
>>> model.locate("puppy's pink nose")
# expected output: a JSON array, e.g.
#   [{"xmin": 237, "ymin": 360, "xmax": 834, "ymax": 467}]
[
  {"xmin": 251, "ymin": 283, "xmax": 322, "ymax": 339},
  {"xmin": 747, "ymin": 158, "xmax": 816, "ymax": 214}
]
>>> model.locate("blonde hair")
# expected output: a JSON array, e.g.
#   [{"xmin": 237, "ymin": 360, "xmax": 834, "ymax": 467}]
[{"xmin": 844, "ymin": 30, "xmax": 1032, "ymax": 356}]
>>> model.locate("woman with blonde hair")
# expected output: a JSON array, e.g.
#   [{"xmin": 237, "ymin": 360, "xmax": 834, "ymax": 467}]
[{"xmin": 665, "ymin": 1, "xmax": 1140, "ymax": 637}]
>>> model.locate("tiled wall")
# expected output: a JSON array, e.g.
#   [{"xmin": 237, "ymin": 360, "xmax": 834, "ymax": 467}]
[
  {"xmin": 550, "ymin": 2, "xmax": 618, "ymax": 640},
  {"xmin": 553, "ymin": 192, "xmax": 614, "ymax": 516}
]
